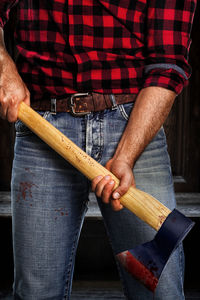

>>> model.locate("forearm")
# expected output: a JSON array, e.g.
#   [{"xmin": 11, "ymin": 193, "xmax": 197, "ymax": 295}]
[
  {"xmin": 0, "ymin": 27, "xmax": 30, "ymax": 122},
  {"xmin": 113, "ymin": 86, "xmax": 176, "ymax": 167}
]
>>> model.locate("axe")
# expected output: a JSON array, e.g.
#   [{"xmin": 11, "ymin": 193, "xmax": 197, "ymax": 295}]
[{"xmin": 18, "ymin": 102, "xmax": 194, "ymax": 292}]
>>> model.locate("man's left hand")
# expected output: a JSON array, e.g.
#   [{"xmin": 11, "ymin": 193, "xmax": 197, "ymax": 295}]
[{"xmin": 91, "ymin": 158, "xmax": 135, "ymax": 211}]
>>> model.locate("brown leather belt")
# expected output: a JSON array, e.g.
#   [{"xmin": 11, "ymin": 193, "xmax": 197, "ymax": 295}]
[{"xmin": 31, "ymin": 92, "xmax": 136, "ymax": 116}]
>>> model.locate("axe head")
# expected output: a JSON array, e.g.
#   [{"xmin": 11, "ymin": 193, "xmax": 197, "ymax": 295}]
[{"xmin": 116, "ymin": 209, "xmax": 194, "ymax": 292}]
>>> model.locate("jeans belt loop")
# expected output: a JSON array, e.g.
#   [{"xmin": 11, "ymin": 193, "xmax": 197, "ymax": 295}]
[
  {"xmin": 110, "ymin": 94, "xmax": 118, "ymax": 110},
  {"xmin": 51, "ymin": 98, "xmax": 57, "ymax": 114},
  {"xmin": 69, "ymin": 92, "xmax": 90, "ymax": 117}
]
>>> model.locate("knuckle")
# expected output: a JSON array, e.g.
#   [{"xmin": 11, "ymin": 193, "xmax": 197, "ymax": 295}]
[
  {"xmin": 117, "ymin": 187, "xmax": 128, "ymax": 197},
  {"xmin": 119, "ymin": 179, "xmax": 131, "ymax": 193},
  {"xmin": 111, "ymin": 201, "xmax": 121, "ymax": 211},
  {"xmin": 0, "ymin": 97, "xmax": 7, "ymax": 105},
  {"xmin": 102, "ymin": 188, "xmax": 111, "ymax": 200},
  {"xmin": 121, "ymin": 189, "xmax": 128, "ymax": 196},
  {"xmin": 91, "ymin": 176, "xmax": 103, "ymax": 191},
  {"xmin": 122, "ymin": 184, "xmax": 129, "ymax": 192}
]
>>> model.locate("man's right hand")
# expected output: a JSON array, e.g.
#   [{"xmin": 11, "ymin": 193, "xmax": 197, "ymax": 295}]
[{"xmin": 0, "ymin": 47, "xmax": 30, "ymax": 122}]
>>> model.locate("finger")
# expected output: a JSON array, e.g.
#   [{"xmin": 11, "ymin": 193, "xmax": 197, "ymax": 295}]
[
  {"xmin": 112, "ymin": 173, "xmax": 133, "ymax": 200},
  {"xmin": 91, "ymin": 175, "xmax": 103, "ymax": 192},
  {"xmin": 15, "ymin": 93, "xmax": 31, "ymax": 121},
  {"xmin": 94, "ymin": 175, "xmax": 112, "ymax": 198},
  {"xmin": 0, "ymin": 95, "xmax": 9, "ymax": 120},
  {"xmin": 111, "ymin": 198, "xmax": 123, "ymax": 211},
  {"xmin": 6, "ymin": 97, "xmax": 20, "ymax": 122},
  {"xmin": 101, "ymin": 179, "xmax": 115, "ymax": 204}
]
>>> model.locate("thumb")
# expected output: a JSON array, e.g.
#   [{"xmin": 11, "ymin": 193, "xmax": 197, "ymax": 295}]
[{"xmin": 112, "ymin": 173, "xmax": 133, "ymax": 200}]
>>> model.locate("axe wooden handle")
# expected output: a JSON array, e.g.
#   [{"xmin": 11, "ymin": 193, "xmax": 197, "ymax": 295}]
[{"xmin": 18, "ymin": 101, "xmax": 171, "ymax": 231}]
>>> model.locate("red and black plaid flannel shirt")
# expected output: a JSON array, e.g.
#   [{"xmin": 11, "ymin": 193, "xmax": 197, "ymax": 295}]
[{"xmin": 0, "ymin": 0, "xmax": 196, "ymax": 102}]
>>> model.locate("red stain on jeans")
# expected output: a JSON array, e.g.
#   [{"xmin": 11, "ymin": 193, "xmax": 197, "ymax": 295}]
[
  {"xmin": 17, "ymin": 182, "xmax": 37, "ymax": 204},
  {"xmin": 54, "ymin": 208, "xmax": 68, "ymax": 220}
]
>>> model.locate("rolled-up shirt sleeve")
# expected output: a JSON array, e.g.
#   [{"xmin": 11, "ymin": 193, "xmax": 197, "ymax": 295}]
[
  {"xmin": 0, "ymin": 0, "xmax": 19, "ymax": 28},
  {"xmin": 143, "ymin": 0, "xmax": 197, "ymax": 95}
]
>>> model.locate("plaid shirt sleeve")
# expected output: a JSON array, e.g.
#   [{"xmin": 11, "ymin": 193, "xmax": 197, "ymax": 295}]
[
  {"xmin": 0, "ymin": 0, "xmax": 18, "ymax": 28},
  {"xmin": 143, "ymin": 0, "xmax": 197, "ymax": 94}
]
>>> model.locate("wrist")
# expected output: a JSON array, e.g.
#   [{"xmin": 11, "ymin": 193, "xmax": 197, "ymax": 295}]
[{"xmin": 112, "ymin": 150, "xmax": 136, "ymax": 169}]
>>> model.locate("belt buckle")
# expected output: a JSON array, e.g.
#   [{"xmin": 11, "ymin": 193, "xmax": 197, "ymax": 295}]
[{"xmin": 69, "ymin": 92, "xmax": 90, "ymax": 117}]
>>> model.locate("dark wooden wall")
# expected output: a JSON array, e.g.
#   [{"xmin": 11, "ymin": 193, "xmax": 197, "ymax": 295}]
[{"xmin": 164, "ymin": 0, "xmax": 200, "ymax": 192}]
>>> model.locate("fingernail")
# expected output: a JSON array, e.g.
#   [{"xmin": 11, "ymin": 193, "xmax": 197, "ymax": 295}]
[
  {"xmin": 109, "ymin": 180, "xmax": 115, "ymax": 185},
  {"xmin": 113, "ymin": 192, "xmax": 120, "ymax": 199},
  {"xmin": 96, "ymin": 175, "xmax": 103, "ymax": 180},
  {"xmin": 105, "ymin": 175, "xmax": 110, "ymax": 180}
]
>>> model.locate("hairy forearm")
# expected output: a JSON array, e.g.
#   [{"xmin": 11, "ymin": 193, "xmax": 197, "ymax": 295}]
[
  {"xmin": 113, "ymin": 86, "xmax": 176, "ymax": 167},
  {"xmin": 0, "ymin": 27, "xmax": 30, "ymax": 122}
]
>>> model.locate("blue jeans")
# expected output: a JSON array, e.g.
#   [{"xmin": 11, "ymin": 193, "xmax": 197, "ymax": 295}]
[{"xmin": 11, "ymin": 102, "xmax": 185, "ymax": 299}]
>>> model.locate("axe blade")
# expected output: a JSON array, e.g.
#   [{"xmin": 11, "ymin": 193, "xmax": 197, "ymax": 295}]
[{"xmin": 116, "ymin": 209, "xmax": 194, "ymax": 292}]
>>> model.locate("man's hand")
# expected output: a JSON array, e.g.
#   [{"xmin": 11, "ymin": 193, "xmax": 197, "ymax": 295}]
[
  {"xmin": 92, "ymin": 86, "xmax": 176, "ymax": 212},
  {"xmin": 0, "ymin": 50, "xmax": 30, "ymax": 122},
  {"xmin": 91, "ymin": 158, "xmax": 135, "ymax": 211},
  {"xmin": 0, "ymin": 28, "xmax": 30, "ymax": 122}
]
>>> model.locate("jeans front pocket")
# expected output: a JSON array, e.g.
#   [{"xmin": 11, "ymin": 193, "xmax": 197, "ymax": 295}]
[
  {"xmin": 118, "ymin": 102, "xmax": 135, "ymax": 121},
  {"xmin": 15, "ymin": 111, "xmax": 51, "ymax": 137}
]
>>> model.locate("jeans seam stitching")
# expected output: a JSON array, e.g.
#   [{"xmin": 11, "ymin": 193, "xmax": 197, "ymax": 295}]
[
  {"xmin": 96, "ymin": 112, "xmax": 104, "ymax": 162},
  {"xmin": 118, "ymin": 104, "xmax": 129, "ymax": 121},
  {"xmin": 63, "ymin": 201, "xmax": 88, "ymax": 299}
]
